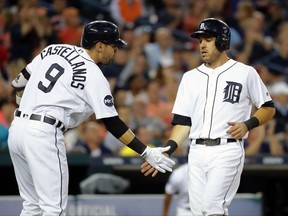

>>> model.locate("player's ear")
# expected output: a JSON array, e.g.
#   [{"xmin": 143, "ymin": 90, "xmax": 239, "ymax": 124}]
[{"xmin": 94, "ymin": 42, "xmax": 104, "ymax": 52}]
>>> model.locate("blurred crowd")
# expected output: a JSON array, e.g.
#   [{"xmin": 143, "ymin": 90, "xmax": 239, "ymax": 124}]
[{"xmin": 0, "ymin": 0, "xmax": 288, "ymax": 158}]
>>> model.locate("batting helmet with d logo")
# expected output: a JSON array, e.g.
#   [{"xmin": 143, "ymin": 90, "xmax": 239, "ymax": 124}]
[{"xmin": 191, "ymin": 18, "xmax": 231, "ymax": 51}]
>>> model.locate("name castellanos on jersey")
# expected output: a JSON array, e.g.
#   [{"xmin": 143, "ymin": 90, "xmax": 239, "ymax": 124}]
[{"xmin": 40, "ymin": 45, "xmax": 86, "ymax": 90}]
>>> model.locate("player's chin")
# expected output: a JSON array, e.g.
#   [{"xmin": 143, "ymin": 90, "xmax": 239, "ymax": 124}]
[
  {"xmin": 201, "ymin": 54, "xmax": 209, "ymax": 61},
  {"xmin": 102, "ymin": 59, "xmax": 112, "ymax": 65}
]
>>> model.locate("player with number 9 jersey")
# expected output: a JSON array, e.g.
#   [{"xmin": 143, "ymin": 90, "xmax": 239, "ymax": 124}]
[
  {"xmin": 8, "ymin": 20, "xmax": 175, "ymax": 216},
  {"xmin": 19, "ymin": 44, "xmax": 117, "ymax": 128}
]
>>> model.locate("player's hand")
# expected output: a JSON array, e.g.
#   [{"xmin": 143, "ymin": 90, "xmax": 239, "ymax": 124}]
[
  {"xmin": 141, "ymin": 161, "xmax": 158, "ymax": 177},
  {"xmin": 141, "ymin": 146, "xmax": 175, "ymax": 175},
  {"xmin": 226, "ymin": 121, "xmax": 248, "ymax": 139}
]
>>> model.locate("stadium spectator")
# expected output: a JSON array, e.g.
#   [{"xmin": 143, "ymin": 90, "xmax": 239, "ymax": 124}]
[
  {"xmin": 257, "ymin": 59, "xmax": 287, "ymax": 86},
  {"xmin": 57, "ymin": 6, "xmax": 83, "ymax": 46},
  {"xmin": 261, "ymin": 23, "xmax": 288, "ymax": 82},
  {"xmin": 128, "ymin": 96, "xmax": 166, "ymax": 147},
  {"xmin": 0, "ymin": 97, "xmax": 15, "ymax": 150},
  {"xmin": 72, "ymin": 120, "xmax": 112, "ymax": 157},
  {"xmin": 118, "ymin": 73, "xmax": 148, "ymax": 107},
  {"xmin": 234, "ymin": 11, "xmax": 274, "ymax": 65},
  {"xmin": 245, "ymin": 81, "xmax": 288, "ymax": 156},
  {"xmin": 45, "ymin": 0, "xmax": 67, "ymax": 31},
  {"xmin": 244, "ymin": 125, "xmax": 266, "ymax": 156},
  {"xmin": 143, "ymin": 27, "xmax": 175, "ymax": 71},
  {"xmin": 8, "ymin": 3, "xmax": 42, "ymax": 63},
  {"xmin": 103, "ymin": 105, "xmax": 133, "ymax": 155},
  {"xmin": 264, "ymin": 0, "xmax": 288, "ymax": 39},
  {"xmin": 268, "ymin": 81, "xmax": 288, "ymax": 134},
  {"xmin": 64, "ymin": 121, "xmax": 86, "ymax": 153},
  {"xmin": 115, "ymin": 27, "xmax": 151, "ymax": 90},
  {"xmin": 109, "ymin": 0, "xmax": 147, "ymax": 26},
  {"xmin": 233, "ymin": 0, "xmax": 255, "ymax": 35},
  {"xmin": 157, "ymin": 0, "xmax": 183, "ymax": 30},
  {"xmin": 181, "ymin": 0, "xmax": 209, "ymax": 35},
  {"xmin": 145, "ymin": 79, "xmax": 173, "ymax": 127}
]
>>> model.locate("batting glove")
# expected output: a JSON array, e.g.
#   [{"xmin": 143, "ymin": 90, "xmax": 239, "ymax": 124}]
[{"xmin": 141, "ymin": 146, "xmax": 175, "ymax": 173}]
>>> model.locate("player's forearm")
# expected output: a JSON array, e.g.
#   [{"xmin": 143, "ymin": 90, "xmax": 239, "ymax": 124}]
[
  {"xmin": 244, "ymin": 105, "xmax": 275, "ymax": 131},
  {"xmin": 164, "ymin": 125, "xmax": 190, "ymax": 156},
  {"xmin": 11, "ymin": 67, "xmax": 31, "ymax": 105},
  {"xmin": 119, "ymin": 129, "xmax": 147, "ymax": 155},
  {"xmin": 11, "ymin": 67, "xmax": 31, "ymax": 90},
  {"xmin": 118, "ymin": 129, "xmax": 135, "ymax": 144},
  {"xmin": 102, "ymin": 116, "xmax": 146, "ymax": 154},
  {"xmin": 169, "ymin": 125, "xmax": 190, "ymax": 145},
  {"xmin": 253, "ymin": 107, "xmax": 275, "ymax": 126}
]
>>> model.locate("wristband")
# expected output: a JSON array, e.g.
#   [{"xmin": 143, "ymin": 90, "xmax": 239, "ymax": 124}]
[
  {"xmin": 127, "ymin": 137, "xmax": 147, "ymax": 155},
  {"xmin": 165, "ymin": 140, "xmax": 178, "ymax": 156},
  {"xmin": 243, "ymin": 116, "xmax": 260, "ymax": 131}
]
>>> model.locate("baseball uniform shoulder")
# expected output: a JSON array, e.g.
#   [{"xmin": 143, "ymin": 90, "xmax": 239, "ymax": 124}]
[
  {"xmin": 232, "ymin": 60, "xmax": 257, "ymax": 72},
  {"xmin": 181, "ymin": 66, "xmax": 202, "ymax": 78}
]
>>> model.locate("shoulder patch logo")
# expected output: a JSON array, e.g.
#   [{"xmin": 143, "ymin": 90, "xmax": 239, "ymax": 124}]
[
  {"xmin": 223, "ymin": 81, "xmax": 242, "ymax": 104},
  {"xmin": 104, "ymin": 95, "xmax": 114, "ymax": 107}
]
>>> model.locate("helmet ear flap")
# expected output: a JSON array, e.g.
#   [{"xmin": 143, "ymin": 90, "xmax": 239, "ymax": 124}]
[{"xmin": 215, "ymin": 33, "xmax": 230, "ymax": 51}]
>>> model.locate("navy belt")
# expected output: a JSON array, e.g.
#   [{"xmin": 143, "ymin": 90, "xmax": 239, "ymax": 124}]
[
  {"xmin": 194, "ymin": 138, "xmax": 238, "ymax": 146},
  {"xmin": 15, "ymin": 109, "xmax": 66, "ymax": 132}
]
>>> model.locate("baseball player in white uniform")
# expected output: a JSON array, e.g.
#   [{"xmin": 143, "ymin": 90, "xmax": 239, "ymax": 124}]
[
  {"xmin": 162, "ymin": 163, "xmax": 191, "ymax": 216},
  {"xmin": 8, "ymin": 20, "xmax": 175, "ymax": 216},
  {"xmin": 141, "ymin": 18, "xmax": 275, "ymax": 215}
]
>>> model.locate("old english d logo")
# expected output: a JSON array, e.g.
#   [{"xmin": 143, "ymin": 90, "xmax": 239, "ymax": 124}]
[
  {"xmin": 200, "ymin": 23, "xmax": 206, "ymax": 30},
  {"xmin": 223, "ymin": 81, "xmax": 242, "ymax": 104}
]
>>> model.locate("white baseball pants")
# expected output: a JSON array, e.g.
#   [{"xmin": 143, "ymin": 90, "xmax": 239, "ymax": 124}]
[
  {"xmin": 188, "ymin": 141, "xmax": 244, "ymax": 216},
  {"xmin": 8, "ymin": 117, "xmax": 68, "ymax": 216}
]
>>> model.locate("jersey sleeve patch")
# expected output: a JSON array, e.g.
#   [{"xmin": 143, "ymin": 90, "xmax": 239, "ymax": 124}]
[{"xmin": 103, "ymin": 95, "xmax": 114, "ymax": 107}]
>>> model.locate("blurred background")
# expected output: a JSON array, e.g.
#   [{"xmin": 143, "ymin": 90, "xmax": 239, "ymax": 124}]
[{"xmin": 0, "ymin": 0, "xmax": 288, "ymax": 215}]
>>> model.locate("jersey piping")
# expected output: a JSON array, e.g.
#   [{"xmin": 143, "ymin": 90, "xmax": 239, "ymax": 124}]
[
  {"xmin": 73, "ymin": 46, "xmax": 95, "ymax": 64},
  {"xmin": 222, "ymin": 141, "xmax": 244, "ymax": 213},
  {"xmin": 54, "ymin": 128, "xmax": 64, "ymax": 216}
]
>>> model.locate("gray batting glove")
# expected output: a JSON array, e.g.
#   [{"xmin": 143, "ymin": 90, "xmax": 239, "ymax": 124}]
[{"xmin": 141, "ymin": 146, "xmax": 175, "ymax": 173}]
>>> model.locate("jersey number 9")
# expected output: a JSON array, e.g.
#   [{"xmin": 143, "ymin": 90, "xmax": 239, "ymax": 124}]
[{"xmin": 38, "ymin": 63, "xmax": 64, "ymax": 93}]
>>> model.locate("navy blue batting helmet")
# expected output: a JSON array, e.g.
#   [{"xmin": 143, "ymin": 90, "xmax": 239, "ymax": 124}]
[
  {"xmin": 81, "ymin": 20, "xmax": 127, "ymax": 49},
  {"xmin": 191, "ymin": 18, "xmax": 231, "ymax": 51}
]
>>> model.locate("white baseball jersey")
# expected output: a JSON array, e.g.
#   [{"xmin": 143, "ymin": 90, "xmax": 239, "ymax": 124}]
[
  {"xmin": 172, "ymin": 59, "xmax": 272, "ymax": 139},
  {"xmin": 165, "ymin": 163, "xmax": 191, "ymax": 215},
  {"xmin": 19, "ymin": 44, "xmax": 118, "ymax": 129},
  {"xmin": 172, "ymin": 59, "xmax": 271, "ymax": 215},
  {"xmin": 8, "ymin": 44, "xmax": 119, "ymax": 215}
]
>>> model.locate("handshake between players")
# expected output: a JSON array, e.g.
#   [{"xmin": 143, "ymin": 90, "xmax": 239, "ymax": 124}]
[{"xmin": 141, "ymin": 146, "xmax": 175, "ymax": 177}]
